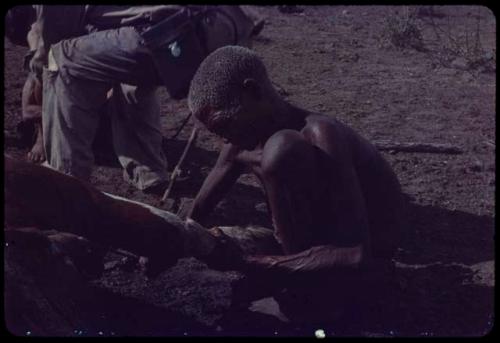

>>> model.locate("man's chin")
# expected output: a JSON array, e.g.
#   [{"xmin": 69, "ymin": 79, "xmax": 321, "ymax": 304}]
[{"xmin": 225, "ymin": 136, "xmax": 259, "ymax": 150}]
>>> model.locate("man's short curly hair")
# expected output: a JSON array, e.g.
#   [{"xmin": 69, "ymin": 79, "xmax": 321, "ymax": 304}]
[{"xmin": 188, "ymin": 46, "xmax": 274, "ymax": 131}]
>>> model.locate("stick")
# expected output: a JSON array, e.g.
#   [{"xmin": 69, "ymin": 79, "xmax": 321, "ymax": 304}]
[
  {"xmin": 115, "ymin": 248, "xmax": 140, "ymax": 260},
  {"xmin": 484, "ymin": 139, "xmax": 495, "ymax": 148},
  {"xmin": 272, "ymin": 81, "xmax": 289, "ymax": 96},
  {"xmin": 167, "ymin": 112, "xmax": 193, "ymax": 141},
  {"xmin": 373, "ymin": 141, "xmax": 463, "ymax": 154},
  {"xmin": 160, "ymin": 127, "xmax": 199, "ymax": 205}
]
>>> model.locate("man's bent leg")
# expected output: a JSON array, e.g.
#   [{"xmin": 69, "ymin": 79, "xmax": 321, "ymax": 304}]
[
  {"xmin": 110, "ymin": 84, "xmax": 169, "ymax": 191},
  {"xmin": 27, "ymin": 122, "xmax": 46, "ymax": 163},
  {"xmin": 43, "ymin": 26, "xmax": 161, "ymax": 181},
  {"xmin": 42, "ymin": 62, "xmax": 110, "ymax": 181}
]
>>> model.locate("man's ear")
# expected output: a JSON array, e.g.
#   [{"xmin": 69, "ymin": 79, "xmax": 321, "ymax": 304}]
[{"xmin": 242, "ymin": 78, "xmax": 261, "ymax": 100}]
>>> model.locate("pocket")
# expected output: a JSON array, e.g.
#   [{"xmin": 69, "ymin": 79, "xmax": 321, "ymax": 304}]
[
  {"xmin": 47, "ymin": 49, "xmax": 59, "ymax": 72},
  {"xmin": 42, "ymin": 67, "xmax": 58, "ymax": 92}
]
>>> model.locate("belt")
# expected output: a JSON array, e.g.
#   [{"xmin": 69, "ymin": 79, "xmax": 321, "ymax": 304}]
[{"xmin": 140, "ymin": 6, "xmax": 239, "ymax": 55}]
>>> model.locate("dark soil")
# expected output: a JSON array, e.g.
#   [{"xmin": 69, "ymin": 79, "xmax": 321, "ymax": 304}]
[{"xmin": 3, "ymin": 5, "xmax": 495, "ymax": 337}]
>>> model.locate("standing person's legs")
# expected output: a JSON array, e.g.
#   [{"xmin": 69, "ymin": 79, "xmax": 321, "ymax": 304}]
[
  {"xmin": 42, "ymin": 55, "xmax": 110, "ymax": 181},
  {"xmin": 109, "ymin": 84, "xmax": 169, "ymax": 191},
  {"xmin": 43, "ymin": 26, "xmax": 162, "ymax": 183},
  {"xmin": 20, "ymin": 72, "xmax": 45, "ymax": 163}
]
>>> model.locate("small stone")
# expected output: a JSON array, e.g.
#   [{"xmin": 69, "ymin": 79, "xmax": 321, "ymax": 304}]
[
  {"xmin": 437, "ymin": 68, "xmax": 456, "ymax": 76},
  {"xmin": 451, "ymin": 57, "xmax": 468, "ymax": 70},
  {"xmin": 461, "ymin": 73, "xmax": 474, "ymax": 83},
  {"xmin": 104, "ymin": 260, "xmax": 120, "ymax": 271},
  {"xmin": 138, "ymin": 256, "xmax": 149, "ymax": 266},
  {"xmin": 315, "ymin": 329, "xmax": 326, "ymax": 338},
  {"xmin": 168, "ymin": 42, "xmax": 181, "ymax": 58},
  {"xmin": 484, "ymin": 51, "xmax": 493, "ymax": 60},
  {"xmin": 470, "ymin": 161, "xmax": 483, "ymax": 172},
  {"xmin": 119, "ymin": 256, "xmax": 137, "ymax": 271},
  {"xmin": 255, "ymin": 202, "xmax": 268, "ymax": 212},
  {"xmin": 162, "ymin": 198, "xmax": 176, "ymax": 211}
]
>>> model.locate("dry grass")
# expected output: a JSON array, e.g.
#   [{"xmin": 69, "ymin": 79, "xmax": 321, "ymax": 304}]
[
  {"xmin": 381, "ymin": 7, "xmax": 426, "ymax": 52},
  {"xmin": 382, "ymin": 6, "xmax": 495, "ymax": 73}
]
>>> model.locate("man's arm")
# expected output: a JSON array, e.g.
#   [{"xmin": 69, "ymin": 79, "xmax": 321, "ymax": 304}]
[
  {"xmin": 188, "ymin": 143, "xmax": 246, "ymax": 224},
  {"xmin": 30, "ymin": 5, "xmax": 88, "ymax": 76},
  {"xmin": 231, "ymin": 243, "xmax": 367, "ymax": 302},
  {"xmin": 244, "ymin": 243, "xmax": 364, "ymax": 277},
  {"xmin": 21, "ymin": 74, "xmax": 43, "ymax": 121}
]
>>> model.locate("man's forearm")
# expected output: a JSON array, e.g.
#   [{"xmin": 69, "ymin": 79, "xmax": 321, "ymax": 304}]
[
  {"xmin": 188, "ymin": 189, "xmax": 216, "ymax": 224},
  {"xmin": 188, "ymin": 164, "xmax": 243, "ymax": 223},
  {"xmin": 244, "ymin": 244, "xmax": 364, "ymax": 276},
  {"xmin": 188, "ymin": 143, "xmax": 245, "ymax": 223}
]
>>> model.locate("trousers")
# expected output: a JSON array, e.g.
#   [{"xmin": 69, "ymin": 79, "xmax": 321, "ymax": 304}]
[{"xmin": 42, "ymin": 26, "xmax": 168, "ymax": 190}]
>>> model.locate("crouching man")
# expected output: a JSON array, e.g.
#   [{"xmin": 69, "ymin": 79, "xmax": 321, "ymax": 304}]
[{"xmin": 186, "ymin": 46, "xmax": 407, "ymax": 321}]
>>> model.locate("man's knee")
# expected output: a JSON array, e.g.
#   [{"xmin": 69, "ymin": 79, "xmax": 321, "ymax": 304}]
[{"xmin": 261, "ymin": 129, "xmax": 315, "ymax": 178}]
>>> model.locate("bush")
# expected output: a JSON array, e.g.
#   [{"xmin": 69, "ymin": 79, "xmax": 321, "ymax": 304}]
[{"xmin": 382, "ymin": 7, "xmax": 426, "ymax": 52}]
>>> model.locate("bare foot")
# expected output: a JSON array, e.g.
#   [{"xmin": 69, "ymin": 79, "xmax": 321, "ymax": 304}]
[{"xmin": 27, "ymin": 123, "xmax": 45, "ymax": 163}]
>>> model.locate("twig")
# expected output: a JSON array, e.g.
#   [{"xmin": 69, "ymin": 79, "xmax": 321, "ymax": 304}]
[
  {"xmin": 272, "ymin": 81, "xmax": 289, "ymax": 96},
  {"xmin": 160, "ymin": 127, "xmax": 199, "ymax": 206},
  {"xmin": 115, "ymin": 248, "xmax": 139, "ymax": 260},
  {"xmin": 167, "ymin": 112, "xmax": 193, "ymax": 141},
  {"xmin": 374, "ymin": 141, "xmax": 463, "ymax": 154},
  {"xmin": 484, "ymin": 139, "xmax": 495, "ymax": 148}
]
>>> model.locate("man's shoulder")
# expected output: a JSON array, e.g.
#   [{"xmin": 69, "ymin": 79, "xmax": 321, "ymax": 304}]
[
  {"xmin": 303, "ymin": 112, "xmax": 382, "ymax": 160},
  {"xmin": 303, "ymin": 112, "xmax": 354, "ymax": 137}
]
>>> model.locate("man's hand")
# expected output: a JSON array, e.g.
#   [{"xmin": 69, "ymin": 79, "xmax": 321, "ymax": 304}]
[
  {"xmin": 23, "ymin": 50, "xmax": 36, "ymax": 71},
  {"xmin": 203, "ymin": 227, "xmax": 246, "ymax": 271},
  {"xmin": 177, "ymin": 204, "xmax": 191, "ymax": 221},
  {"xmin": 29, "ymin": 48, "xmax": 48, "ymax": 77},
  {"xmin": 120, "ymin": 84, "xmax": 139, "ymax": 104},
  {"xmin": 139, "ymin": 255, "xmax": 179, "ymax": 279}
]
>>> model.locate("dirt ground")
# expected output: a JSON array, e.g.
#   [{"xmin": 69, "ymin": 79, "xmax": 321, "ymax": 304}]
[{"xmin": 3, "ymin": 5, "xmax": 495, "ymax": 337}]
